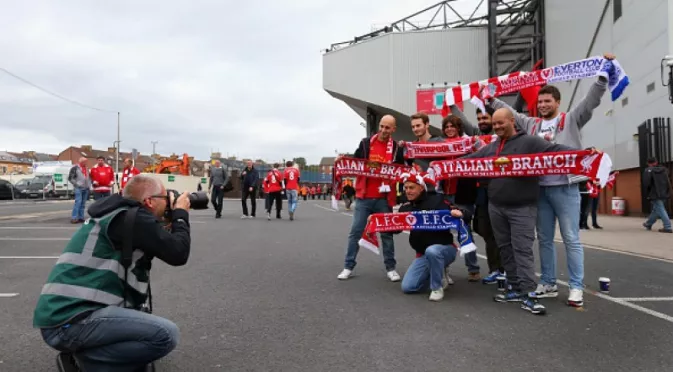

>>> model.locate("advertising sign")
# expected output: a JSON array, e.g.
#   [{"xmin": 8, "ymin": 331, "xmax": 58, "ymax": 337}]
[{"xmin": 416, "ymin": 87, "xmax": 449, "ymax": 115}]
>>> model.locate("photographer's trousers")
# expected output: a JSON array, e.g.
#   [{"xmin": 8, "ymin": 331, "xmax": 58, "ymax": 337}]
[{"xmin": 211, "ymin": 187, "xmax": 224, "ymax": 217}]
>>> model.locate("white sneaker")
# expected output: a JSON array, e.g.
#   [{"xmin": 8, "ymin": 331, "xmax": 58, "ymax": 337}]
[
  {"xmin": 441, "ymin": 267, "xmax": 450, "ymax": 289},
  {"xmin": 240, "ymin": 215, "xmax": 249, "ymax": 219},
  {"xmin": 429, "ymin": 288, "xmax": 444, "ymax": 301},
  {"xmin": 267, "ymin": 212, "xmax": 271, "ymax": 221},
  {"xmin": 529, "ymin": 284, "xmax": 558, "ymax": 298},
  {"xmin": 337, "ymin": 269, "xmax": 353, "ymax": 280},
  {"xmin": 387, "ymin": 270, "xmax": 401, "ymax": 282},
  {"xmin": 567, "ymin": 288, "xmax": 584, "ymax": 307}
]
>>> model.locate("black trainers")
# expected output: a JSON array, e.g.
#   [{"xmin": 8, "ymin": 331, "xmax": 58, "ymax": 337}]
[
  {"xmin": 521, "ymin": 296, "xmax": 547, "ymax": 315},
  {"xmin": 56, "ymin": 352, "xmax": 80, "ymax": 372},
  {"xmin": 494, "ymin": 289, "xmax": 525, "ymax": 303}
]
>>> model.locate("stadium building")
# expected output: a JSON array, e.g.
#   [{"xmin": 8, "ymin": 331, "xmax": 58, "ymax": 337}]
[{"xmin": 322, "ymin": 0, "xmax": 673, "ymax": 215}]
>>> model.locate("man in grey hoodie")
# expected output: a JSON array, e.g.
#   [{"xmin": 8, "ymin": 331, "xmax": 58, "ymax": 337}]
[
  {"xmin": 458, "ymin": 108, "xmax": 580, "ymax": 315},
  {"xmin": 484, "ymin": 53, "xmax": 616, "ymax": 308},
  {"xmin": 209, "ymin": 160, "xmax": 230, "ymax": 219},
  {"xmin": 67, "ymin": 157, "xmax": 92, "ymax": 224}
]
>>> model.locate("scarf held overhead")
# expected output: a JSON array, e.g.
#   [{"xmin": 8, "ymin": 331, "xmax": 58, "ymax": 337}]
[
  {"xmin": 333, "ymin": 156, "xmax": 412, "ymax": 180},
  {"xmin": 359, "ymin": 210, "xmax": 477, "ymax": 257},
  {"xmin": 429, "ymin": 150, "xmax": 610, "ymax": 181},
  {"xmin": 442, "ymin": 56, "xmax": 629, "ymax": 113}
]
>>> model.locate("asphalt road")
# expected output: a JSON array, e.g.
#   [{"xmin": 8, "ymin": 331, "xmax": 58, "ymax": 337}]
[{"xmin": 1, "ymin": 199, "xmax": 673, "ymax": 371}]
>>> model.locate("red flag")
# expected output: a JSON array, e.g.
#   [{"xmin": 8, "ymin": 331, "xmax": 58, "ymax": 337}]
[{"xmin": 519, "ymin": 59, "xmax": 544, "ymax": 117}]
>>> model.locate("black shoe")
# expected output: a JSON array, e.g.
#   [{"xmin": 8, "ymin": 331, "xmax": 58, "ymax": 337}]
[
  {"xmin": 56, "ymin": 353, "xmax": 80, "ymax": 372},
  {"xmin": 592, "ymin": 224, "xmax": 603, "ymax": 229},
  {"xmin": 659, "ymin": 228, "xmax": 673, "ymax": 233}
]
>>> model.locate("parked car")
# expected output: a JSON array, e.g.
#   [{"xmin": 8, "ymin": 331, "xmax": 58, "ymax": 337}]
[
  {"xmin": 0, "ymin": 179, "xmax": 14, "ymax": 200},
  {"xmin": 12, "ymin": 178, "xmax": 33, "ymax": 198}
]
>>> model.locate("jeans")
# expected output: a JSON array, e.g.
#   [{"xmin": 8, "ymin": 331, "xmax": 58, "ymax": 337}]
[
  {"xmin": 457, "ymin": 203, "xmax": 480, "ymax": 274},
  {"xmin": 537, "ymin": 183, "xmax": 584, "ymax": 290},
  {"xmin": 489, "ymin": 203, "xmax": 538, "ymax": 292},
  {"xmin": 645, "ymin": 199, "xmax": 672, "ymax": 230},
  {"xmin": 40, "ymin": 306, "xmax": 179, "ymax": 372},
  {"xmin": 210, "ymin": 186, "xmax": 225, "ymax": 216},
  {"xmin": 241, "ymin": 187, "xmax": 257, "ymax": 217},
  {"xmin": 401, "ymin": 244, "xmax": 457, "ymax": 292},
  {"xmin": 286, "ymin": 189, "xmax": 298, "ymax": 213},
  {"xmin": 344, "ymin": 198, "xmax": 396, "ymax": 271},
  {"xmin": 72, "ymin": 188, "xmax": 89, "ymax": 220},
  {"xmin": 93, "ymin": 191, "xmax": 110, "ymax": 201}
]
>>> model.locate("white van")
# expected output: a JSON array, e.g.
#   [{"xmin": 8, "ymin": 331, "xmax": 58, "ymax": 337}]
[{"xmin": 27, "ymin": 162, "xmax": 75, "ymax": 199}]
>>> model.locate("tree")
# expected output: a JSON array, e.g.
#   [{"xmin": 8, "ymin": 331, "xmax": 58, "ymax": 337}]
[
  {"xmin": 255, "ymin": 159, "xmax": 266, "ymax": 164},
  {"xmin": 292, "ymin": 157, "xmax": 307, "ymax": 168}
]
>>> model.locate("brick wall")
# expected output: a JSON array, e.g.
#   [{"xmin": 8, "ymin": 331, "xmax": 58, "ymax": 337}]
[{"xmin": 597, "ymin": 167, "xmax": 643, "ymax": 216}]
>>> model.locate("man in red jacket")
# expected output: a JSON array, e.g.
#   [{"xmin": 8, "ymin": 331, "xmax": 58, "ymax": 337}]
[
  {"xmin": 337, "ymin": 115, "xmax": 406, "ymax": 282},
  {"xmin": 264, "ymin": 163, "xmax": 284, "ymax": 220},
  {"xmin": 89, "ymin": 156, "xmax": 115, "ymax": 200}
]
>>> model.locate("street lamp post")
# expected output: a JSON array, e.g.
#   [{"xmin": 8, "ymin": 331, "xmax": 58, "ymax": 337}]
[{"xmin": 115, "ymin": 112, "xmax": 120, "ymax": 193}]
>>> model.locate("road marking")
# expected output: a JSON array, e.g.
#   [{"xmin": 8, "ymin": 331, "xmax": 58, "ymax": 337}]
[
  {"xmin": 314, "ymin": 204, "xmax": 336, "ymax": 212},
  {"xmin": 0, "ymin": 210, "xmax": 70, "ymax": 221},
  {"xmin": 341, "ymin": 212, "xmax": 353, "ymax": 217},
  {"xmin": 0, "ymin": 238, "xmax": 70, "ymax": 241},
  {"xmin": 554, "ymin": 239, "xmax": 673, "ymax": 264},
  {"xmin": 320, "ymin": 205, "xmax": 673, "ymax": 324},
  {"xmin": 0, "ymin": 256, "xmax": 58, "ymax": 259},
  {"xmin": 613, "ymin": 297, "xmax": 673, "ymax": 302},
  {"xmin": 0, "ymin": 293, "xmax": 19, "ymax": 298},
  {"xmin": 0, "ymin": 226, "xmax": 77, "ymax": 230}
]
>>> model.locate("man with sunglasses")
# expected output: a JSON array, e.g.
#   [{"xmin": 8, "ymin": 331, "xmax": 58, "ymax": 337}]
[{"xmin": 33, "ymin": 175, "xmax": 192, "ymax": 372}]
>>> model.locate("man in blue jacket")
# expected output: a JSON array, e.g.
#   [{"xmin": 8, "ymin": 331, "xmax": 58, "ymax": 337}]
[{"xmin": 240, "ymin": 160, "xmax": 260, "ymax": 218}]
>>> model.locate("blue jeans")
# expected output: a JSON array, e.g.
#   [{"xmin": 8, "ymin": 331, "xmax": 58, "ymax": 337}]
[
  {"xmin": 401, "ymin": 244, "xmax": 458, "ymax": 292},
  {"xmin": 344, "ymin": 198, "xmax": 396, "ymax": 271},
  {"xmin": 537, "ymin": 183, "xmax": 584, "ymax": 290},
  {"xmin": 72, "ymin": 188, "xmax": 89, "ymax": 220},
  {"xmin": 286, "ymin": 189, "xmax": 298, "ymax": 213},
  {"xmin": 645, "ymin": 199, "xmax": 672, "ymax": 230},
  {"xmin": 40, "ymin": 306, "xmax": 179, "ymax": 372},
  {"xmin": 457, "ymin": 203, "xmax": 480, "ymax": 274}
]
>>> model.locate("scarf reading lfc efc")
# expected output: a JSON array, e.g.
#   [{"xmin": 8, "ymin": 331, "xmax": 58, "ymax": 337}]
[
  {"xmin": 441, "ymin": 56, "xmax": 629, "ymax": 114},
  {"xmin": 358, "ymin": 210, "xmax": 477, "ymax": 257},
  {"xmin": 429, "ymin": 150, "xmax": 608, "ymax": 181}
]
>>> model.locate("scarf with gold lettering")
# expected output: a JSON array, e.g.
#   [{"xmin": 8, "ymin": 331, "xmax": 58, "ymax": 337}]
[{"xmin": 334, "ymin": 156, "xmax": 412, "ymax": 180}]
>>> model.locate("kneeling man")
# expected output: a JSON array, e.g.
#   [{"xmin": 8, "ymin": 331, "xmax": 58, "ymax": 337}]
[{"xmin": 397, "ymin": 172, "xmax": 467, "ymax": 301}]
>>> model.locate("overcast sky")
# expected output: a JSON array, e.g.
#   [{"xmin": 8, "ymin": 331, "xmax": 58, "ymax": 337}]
[{"xmin": 0, "ymin": 0, "xmax": 480, "ymax": 164}]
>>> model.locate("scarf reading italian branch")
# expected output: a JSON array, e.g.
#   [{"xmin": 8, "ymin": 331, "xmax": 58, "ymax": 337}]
[
  {"xmin": 333, "ymin": 156, "xmax": 412, "ymax": 180},
  {"xmin": 429, "ymin": 150, "xmax": 609, "ymax": 181},
  {"xmin": 441, "ymin": 56, "xmax": 629, "ymax": 114},
  {"xmin": 404, "ymin": 135, "xmax": 497, "ymax": 159},
  {"xmin": 359, "ymin": 210, "xmax": 477, "ymax": 257}
]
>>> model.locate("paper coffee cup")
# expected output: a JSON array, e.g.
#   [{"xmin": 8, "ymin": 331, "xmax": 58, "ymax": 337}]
[{"xmin": 599, "ymin": 277, "xmax": 610, "ymax": 293}]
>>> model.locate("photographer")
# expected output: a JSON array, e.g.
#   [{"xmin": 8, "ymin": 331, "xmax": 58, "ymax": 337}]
[{"xmin": 33, "ymin": 175, "xmax": 192, "ymax": 372}]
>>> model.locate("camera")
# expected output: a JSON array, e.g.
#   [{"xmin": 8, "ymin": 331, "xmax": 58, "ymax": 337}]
[{"xmin": 166, "ymin": 189, "xmax": 210, "ymax": 210}]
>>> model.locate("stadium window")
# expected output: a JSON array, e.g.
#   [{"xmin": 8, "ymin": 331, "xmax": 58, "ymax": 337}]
[
  {"xmin": 647, "ymin": 82, "xmax": 655, "ymax": 93},
  {"xmin": 614, "ymin": 0, "xmax": 622, "ymax": 22},
  {"xmin": 621, "ymin": 97, "xmax": 628, "ymax": 107}
]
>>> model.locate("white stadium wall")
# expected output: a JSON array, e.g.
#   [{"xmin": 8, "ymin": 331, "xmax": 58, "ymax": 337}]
[
  {"xmin": 323, "ymin": 27, "xmax": 489, "ymax": 130},
  {"xmin": 545, "ymin": 0, "xmax": 671, "ymax": 170}
]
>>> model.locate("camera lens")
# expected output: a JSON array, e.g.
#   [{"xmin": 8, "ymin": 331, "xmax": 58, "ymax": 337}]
[{"xmin": 187, "ymin": 191, "xmax": 209, "ymax": 210}]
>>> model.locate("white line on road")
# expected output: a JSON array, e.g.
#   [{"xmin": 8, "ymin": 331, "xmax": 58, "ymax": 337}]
[
  {"xmin": 612, "ymin": 297, "xmax": 673, "ymax": 302},
  {"xmin": 313, "ymin": 205, "xmax": 336, "ymax": 212},
  {"xmin": 0, "ymin": 293, "xmax": 19, "ymax": 298},
  {"xmin": 0, "ymin": 238, "xmax": 70, "ymax": 241},
  {"xmin": 0, "ymin": 226, "xmax": 77, "ymax": 230},
  {"xmin": 321, "ymin": 205, "xmax": 673, "ymax": 324},
  {"xmin": 0, "ymin": 256, "xmax": 58, "ymax": 259},
  {"xmin": 555, "ymin": 240, "xmax": 673, "ymax": 264}
]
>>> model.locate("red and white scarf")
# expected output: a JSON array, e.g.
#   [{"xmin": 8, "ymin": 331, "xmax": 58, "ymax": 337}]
[
  {"xmin": 404, "ymin": 135, "xmax": 498, "ymax": 159},
  {"xmin": 370, "ymin": 133, "xmax": 394, "ymax": 162},
  {"xmin": 429, "ymin": 150, "xmax": 608, "ymax": 181},
  {"xmin": 333, "ymin": 157, "xmax": 412, "ymax": 180}
]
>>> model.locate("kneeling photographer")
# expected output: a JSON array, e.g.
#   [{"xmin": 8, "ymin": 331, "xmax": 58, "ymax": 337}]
[{"xmin": 33, "ymin": 175, "xmax": 205, "ymax": 372}]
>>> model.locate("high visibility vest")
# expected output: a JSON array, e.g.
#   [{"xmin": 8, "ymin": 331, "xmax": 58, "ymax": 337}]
[{"xmin": 33, "ymin": 207, "xmax": 149, "ymax": 328}]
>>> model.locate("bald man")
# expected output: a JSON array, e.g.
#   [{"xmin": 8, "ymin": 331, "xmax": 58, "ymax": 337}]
[
  {"xmin": 337, "ymin": 115, "xmax": 406, "ymax": 282},
  {"xmin": 67, "ymin": 157, "xmax": 92, "ymax": 223},
  {"xmin": 459, "ymin": 108, "xmax": 578, "ymax": 315}
]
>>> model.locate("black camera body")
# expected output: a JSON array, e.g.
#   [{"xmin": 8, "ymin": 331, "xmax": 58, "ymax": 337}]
[{"xmin": 166, "ymin": 189, "xmax": 210, "ymax": 210}]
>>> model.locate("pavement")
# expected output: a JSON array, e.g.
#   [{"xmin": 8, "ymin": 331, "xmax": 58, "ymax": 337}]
[{"xmin": 1, "ymin": 199, "xmax": 673, "ymax": 371}]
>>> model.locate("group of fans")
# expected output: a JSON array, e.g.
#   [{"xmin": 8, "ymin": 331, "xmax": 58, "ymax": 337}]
[{"xmin": 335, "ymin": 53, "xmax": 619, "ymax": 316}]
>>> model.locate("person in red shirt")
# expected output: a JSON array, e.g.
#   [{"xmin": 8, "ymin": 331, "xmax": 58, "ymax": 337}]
[
  {"xmin": 337, "ymin": 115, "xmax": 405, "ymax": 282},
  {"xmin": 120, "ymin": 158, "xmax": 140, "ymax": 193},
  {"xmin": 263, "ymin": 163, "xmax": 284, "ymax": 220},
  {"xmin": 283, "ymin": 160, "xmax": 301, "ymax": 221},
  {"xmin": 310, "ymin": 185, "xmax": 316, "ymax": 199},
  {"xmin": 262, "ymin": 175, "xmax": 270, "ymax": 212},
  {"xmin": 89, "ymin": 156, "xmax": 115, "ymax": 200}
]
